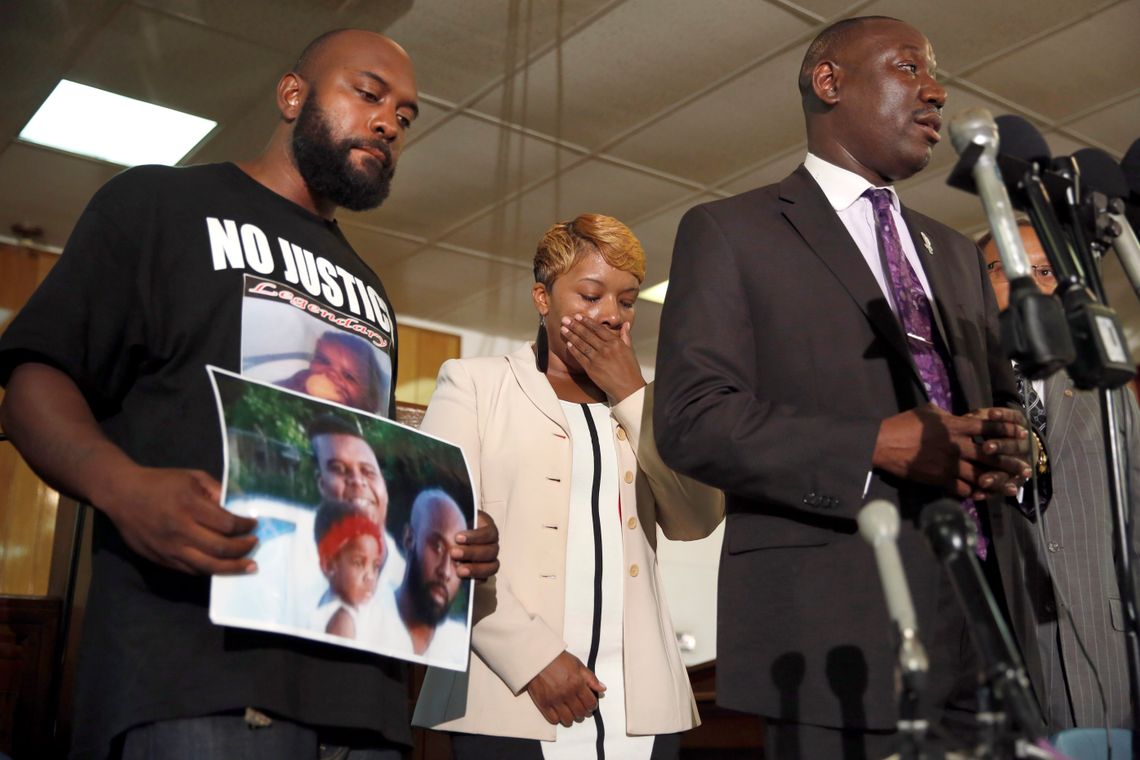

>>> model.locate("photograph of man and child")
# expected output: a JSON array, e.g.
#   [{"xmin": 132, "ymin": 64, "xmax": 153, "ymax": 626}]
[{"xmin": 207, "ymin": 366, "xmax": 474, "ymax": 672}]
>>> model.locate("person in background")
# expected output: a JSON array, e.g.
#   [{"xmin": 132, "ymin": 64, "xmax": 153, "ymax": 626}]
[
  {"xmin": 413, "ymin": 213, "xmax": 724, "ymax": 760},
  {"xmin": 982, "ymin": 219, "xmax": 1139, "ymax": 730}
]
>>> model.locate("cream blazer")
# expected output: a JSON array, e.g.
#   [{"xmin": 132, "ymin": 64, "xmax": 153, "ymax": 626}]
[{"xmin": 412, "ymin": 343, "xmax": 724, "ymax": 740}]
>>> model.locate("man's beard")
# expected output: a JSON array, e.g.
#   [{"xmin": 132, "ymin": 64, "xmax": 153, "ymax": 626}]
[
  {"xmin": 291, "ymin": 97, "xmax": 396, "ymax": 212},
  {"xmin": 406, "ymin": 548, "xmax": 452, "ymax": 626}
]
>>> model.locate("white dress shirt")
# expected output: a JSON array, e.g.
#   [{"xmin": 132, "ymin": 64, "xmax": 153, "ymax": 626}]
[{"xmin": 803, "ymin": 152, "xmax": 934, "ymax": 312}]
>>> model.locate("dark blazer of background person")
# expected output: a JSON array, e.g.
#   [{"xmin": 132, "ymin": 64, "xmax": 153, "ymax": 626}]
[
  {"xmin": 652, "ymin": 162, "xmax": 1019, "ymax": 730},
  {"xmin": 991, "ymin": 370, "xmax": 1140, "ymax": 729}
]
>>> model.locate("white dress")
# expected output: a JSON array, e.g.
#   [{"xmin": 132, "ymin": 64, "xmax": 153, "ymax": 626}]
[{"xmin": 542, "ymin": 401, "xmax": 654, "ymax": 760}]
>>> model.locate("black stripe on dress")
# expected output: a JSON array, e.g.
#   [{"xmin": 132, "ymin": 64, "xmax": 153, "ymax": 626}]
[{"xmin": 580, "ymin": 403, "xmax": 606, "ymax": 759}]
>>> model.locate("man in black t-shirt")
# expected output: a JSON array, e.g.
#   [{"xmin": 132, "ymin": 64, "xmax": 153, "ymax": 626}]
[{"xmin": 0, "ymin": 29, "xmax": 499, "ymax": 760}]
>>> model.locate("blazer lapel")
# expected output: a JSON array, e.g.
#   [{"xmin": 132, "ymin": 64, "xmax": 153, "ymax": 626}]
[
  {"xmin": 506, "ymin": 342, "xmax": 570, "ymax": 435},
  {"xmin": 779, "ymin": 166, "xmax": 922, "ymax": 389},
  {"xmin": 900, "ymin": 209, "xmax": 955, "ymax": 362}
]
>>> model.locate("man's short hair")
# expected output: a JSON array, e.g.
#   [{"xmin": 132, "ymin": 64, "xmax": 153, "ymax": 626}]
[
  {"xmin": 307, "ymin": 413, "xmax": 362, "ymax": 442},
  {"xmin": 410, "ymin": 488, "xmax": 470, "ymax": 534},
  {"xmin": 797, "ymin": 15, "xmax": 904, "ymax": 98}
]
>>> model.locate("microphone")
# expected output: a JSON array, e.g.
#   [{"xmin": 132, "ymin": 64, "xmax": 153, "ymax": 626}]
[
  {"xmin": 1123, "ymin": 137, "xmax": 1140, "ymax": 231},
  {"xmin": 920, "ymin": 500, "xmax": 1046, "ymax": 740},
  {"xmin": 1070, "ymin": 147, "xmax": 1140, "ymax": 303},
  {"xmin": 858, "ymin": 500, "xmax": 929, "ymax": 755},
  {"xmin": 946, "ymin": 108, "xmax": 1073, "ymax": 377},
  {"xmin": 994, "ymin": 116, "xmax": 1134, "ymax": 390},
  {"xmin": 858, "ymin": 500, "xmax": 923, "ymax": 642}
]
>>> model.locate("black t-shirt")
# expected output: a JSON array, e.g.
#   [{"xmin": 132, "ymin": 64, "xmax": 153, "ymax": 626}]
[{"xmin": 0, "ymin": 163, "xmax": 410, "ymax": 759}]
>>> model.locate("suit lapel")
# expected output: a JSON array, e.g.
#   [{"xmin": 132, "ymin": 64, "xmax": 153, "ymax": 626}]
[
  {"xmin": 779, "ymin": 166, "xmax": 922, "ymax": 388},
  {"xmin": 900, "ymin": 208, "xmax": 955, "ymax": 361},
  {"xmin": 506, "ymin": 343, "xmax": 570, "ymax": 435}
]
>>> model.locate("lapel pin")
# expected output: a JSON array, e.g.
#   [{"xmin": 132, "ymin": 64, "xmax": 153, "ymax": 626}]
[{"xmin": 920, "ymin": 231, "xmax": 934, "ymax": 255}]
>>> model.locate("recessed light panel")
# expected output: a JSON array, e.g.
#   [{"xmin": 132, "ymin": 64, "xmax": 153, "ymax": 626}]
[
  {"xmin": 639, "ymin": 279, "xmax": 669, "ymax": 304},
  {"xmin": 19, "ymin": 80, "xmax": 217, "ymax": 167}
]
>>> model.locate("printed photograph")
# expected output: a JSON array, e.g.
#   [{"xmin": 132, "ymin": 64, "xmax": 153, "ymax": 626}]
[
  {"xmin": 208, "ymin": 367, "xmax": 473, "ymax": 671},
  {"xmin": 240, "ymin": 274, "xmax": 394, "ymax": 416}
]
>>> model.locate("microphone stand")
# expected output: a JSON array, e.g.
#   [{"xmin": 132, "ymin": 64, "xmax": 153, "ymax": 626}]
[
  {"xmin": 921, "ymin": 501, "xmax": 1049, "ymax": 759},
  {"xmin": 1053, "ymin": 170, "xmax": 1140, "ymax": 743},
  {"xmin": 897, "ymin": 628, "xmax": 934, "ymax": 760}
]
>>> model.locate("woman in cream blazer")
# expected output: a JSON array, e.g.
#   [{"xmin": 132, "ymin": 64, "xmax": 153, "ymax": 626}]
[{"xmin": 413, "ymin": 215, "xmax": 723, "ymax": 759}]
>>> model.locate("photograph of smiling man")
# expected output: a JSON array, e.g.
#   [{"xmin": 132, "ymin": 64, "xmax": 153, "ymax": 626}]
[{"xmin": 207, "ymin": 367, "xmax": 475, "ymax": 671}]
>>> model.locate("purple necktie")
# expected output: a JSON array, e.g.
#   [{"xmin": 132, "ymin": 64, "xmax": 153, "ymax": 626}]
[{"xmin": 865, "ymin": 188, "xmax": 987, "ymax": 559}]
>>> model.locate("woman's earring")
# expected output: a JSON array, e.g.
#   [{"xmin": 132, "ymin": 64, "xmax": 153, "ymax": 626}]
[{"xmin": 536, "ymin": 314, "xmax": 549, "ymax": 373}]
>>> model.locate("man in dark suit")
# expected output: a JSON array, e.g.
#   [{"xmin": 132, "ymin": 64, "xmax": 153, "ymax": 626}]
[
  {"xmin": 654, "ymin": 16, "xmax": 1032, "ymax": 759},
  {"xmin": 983, "ymin": 221, "xmax": 1139, "ymax": 731}
]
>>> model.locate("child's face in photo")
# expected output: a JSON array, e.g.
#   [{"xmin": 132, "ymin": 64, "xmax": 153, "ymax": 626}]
[{"xmin": 327, "ymin": 534, "xmax": 383, "ymax": 607}]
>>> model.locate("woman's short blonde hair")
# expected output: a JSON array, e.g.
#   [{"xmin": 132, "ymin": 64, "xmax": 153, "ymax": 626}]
[{"xmin": 533, "ymin": 213, "xmax": 647, "ymax": 287}]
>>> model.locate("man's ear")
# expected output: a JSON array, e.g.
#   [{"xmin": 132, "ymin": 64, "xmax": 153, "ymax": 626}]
[
  {"xmin": 403, "ymin": 524, "xmax": 413, "ymax": 553},
  {"xmin": 278, "ymin": 72, "xmax": 306, "ymax": 122},
  {"xmin": 320, "ymin": 555, "xmax": 336, "ymax": 580},
  {"xmin": 812, "ymin": 60, "xmax": 841, "ymax": 106}
]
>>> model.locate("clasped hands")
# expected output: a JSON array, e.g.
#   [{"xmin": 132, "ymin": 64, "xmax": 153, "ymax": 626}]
[{"xmin": 873, "ymin": 403, "xmax": 1031, "ymax": 500}]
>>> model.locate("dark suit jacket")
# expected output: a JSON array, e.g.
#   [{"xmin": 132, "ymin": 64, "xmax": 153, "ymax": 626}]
[
  {"xmin": 654, "ymin": 164, "xmax": 1018, "ymax": 729},
  {"xmin": 991, "ymin": 374, "xmax": 1140, "ymax": 729}
]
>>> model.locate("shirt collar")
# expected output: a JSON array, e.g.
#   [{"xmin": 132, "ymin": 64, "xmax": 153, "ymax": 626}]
[{"xmin": 804, "ymin": 152, "xmax": 900, "ymax": 214}]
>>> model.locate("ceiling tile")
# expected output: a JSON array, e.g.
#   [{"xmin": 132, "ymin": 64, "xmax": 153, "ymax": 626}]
[
  {"xmin": 897, "ymin": 168, "xmax": 988, "ymax": 234},
  {"xmin": 132, "ymin": 0, "xmax": 415, "ymax": 56},
  {"xmin": 65, "ymin": 4, "xmax": 285, "ymax": 122},
  {"xmin": 386, "ymin": 0, "xmax": 617, "ymax": 104},
  {"xmin": 863, "ymin": 0, "xmax": 1096, "ymax": 75},
  {"xmin": 784, "ymin": 0, "xmax": 868, "ymax": 19},
  {"xmin": 957, "ymin": 1, "xmax": 1140, "ymax": 121},
  {"xmin": 607, "ymin": 48, "xmax": 806, "ymax": 185},
  {"xmin": 720, "ymin": 150, "xmax": 804, "ymax": 194},
  {"xmin": 629, "ymin": 197, "xmax": 720, "ymax": 279},
  {"xmin": 442, "ymin": 159, "xmax": 693, "ymax": 262},
  {"xmin": 0, "ymin": 143, "xmax": 122, "ymax": 248},
  {"xmin": 359, "ymin": 112, "xmax": 579, "ymax": 239},
  {"xmin": 470, "ymin": 0, "xmax": 812, "ymax": 150},
  {"xmin": 379, "ymin": 247, "xmax": 528, "ymax": 319},
  {"xmin": 337, "ymin": 221, "xmax": 424, "ymax": 274},
  {"xmin": 425, "ymin": 269, "xmax": 537, "ymax": 338},
  {"xmin": 1063, "ymin": 94, "xmax": 1140, "ymax": 157}
]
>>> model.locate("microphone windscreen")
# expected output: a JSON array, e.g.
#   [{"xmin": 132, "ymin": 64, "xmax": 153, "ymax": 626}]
[
  {"xmin": 1123, "ymin": 137, "xmax": 1140, "ymax": 197},
  {"xmin": 919, "ymin": 499, "xmax": 971, "ymax": 559},
  {"xmin": 1072, "ymin": 148, "xmax": 1129, "ymax": 199},
  {"xmin": 995, "ymin": 115, "xmax": 1052, "ymax": 165},
  {"xmin": 1123, "ymin": 138, "xmax": 1140, "ymax": 230}
]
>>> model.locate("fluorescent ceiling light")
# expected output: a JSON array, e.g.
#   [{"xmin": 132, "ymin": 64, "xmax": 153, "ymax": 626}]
[
  {"xmin": 19, "ymin": 80, "xmax": 216, "ymax": 167},
  {"xmin": 639, "ymin": 279, "xmax": 669, "ymax": 304}
]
